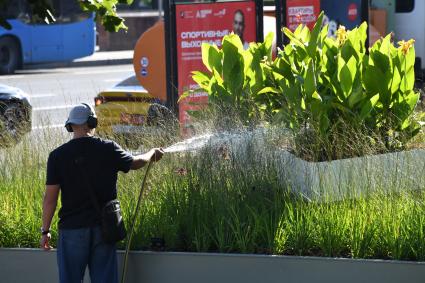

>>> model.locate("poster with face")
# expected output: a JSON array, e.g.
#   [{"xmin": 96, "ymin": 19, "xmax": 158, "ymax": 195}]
[{"xmin": 175, "ymin": 1, "xmax": 257, "ymax": 131}]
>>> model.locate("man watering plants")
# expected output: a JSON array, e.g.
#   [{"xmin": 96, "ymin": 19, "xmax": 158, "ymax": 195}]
[{"xmin": 40, "ymin": 103, "xmax": 164, "ymax": 283}]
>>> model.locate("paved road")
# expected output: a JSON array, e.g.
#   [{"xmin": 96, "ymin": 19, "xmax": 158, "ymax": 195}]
[{"xmin": 0, "ymin": 64, "xmax": 134, "ymax": 130}]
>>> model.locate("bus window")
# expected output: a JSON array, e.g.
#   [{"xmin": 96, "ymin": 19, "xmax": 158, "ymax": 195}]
[
  {"xmin": 396, "ymin": 0, "xmax": 414, "ymax": 13},
  {"xmin": 30, "ymin": 0, "xmax": 60, "ymax": 24},
  {"xmin": 117, "ymin": 0, "xmax": 156, "ymax": 10},
  {"xmin": 60, "ymin": 1, "xmax": 90, "ymax": 23},
  {"xmin": 0, "ymin": 0, "xmax": 24, "ymax": 19}
]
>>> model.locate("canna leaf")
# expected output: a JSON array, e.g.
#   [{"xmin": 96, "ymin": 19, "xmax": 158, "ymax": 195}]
[
  {"xmin": 258, "ymin": 87, "xmax": 280, "ymax": 95},
  {"xmin": 370, "ymin": 50, "xmax": 391, "ymax": 76},
  {"xmin": 283, "ymin": 27, "xmax": 307, "ymax": 53},
  {"xmin": 404, "ymin": 44, "xmax": 416, "ymax": 70},
  {"xmin": 359, "ymin": 94, "xmax": 380, "ymax": 121},
  {"xmin": 394, "ymin": 90, "xmax": 419, "ymax": 129},
  {"xmin": 347, "ymin": 83, "xmax": 365, "ymax": 108},
  {"xmin": 263, "ymin": 32, "xmax": 274, "ymax": 61},
  {"xmin": 192, "ymin": 71, "xmax": 211, "ymax": 90},
  {"xmin": 338, "ymin": 57, "xmax": 352, "ymax": 98},
  {"xmin": 307, "ymin": 12, "xmax": 324, "ymax": 57},
  {"xmin": 390, "ymin": 66, "xmax": 401, "ymax": 95},
  {"xmin": 363, "ymin": 65, "xmax": 387, "ymax": 98},
  {"xmin": 304, "ymin": 60, "xmax": 316, "ymax": 97},
  {"xmin": 400, "ymin": 66, "xmax": 415, "ymax": 93},
  {"xmin": 201, "ymin": 43, "xmax": 223, "ymax": 74},
  {"xmin": 222, "ymin": 36, "xmax": 244, "ymax": 95}
]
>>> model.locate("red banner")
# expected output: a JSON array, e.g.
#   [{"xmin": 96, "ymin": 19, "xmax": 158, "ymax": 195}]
[
  {"xmin": 286, "ymin": 0, "xmax": 320, "ymax": 31},
  {"xmin": 175, "ymin": 1, "xmax": 257, "ymax": 131}
]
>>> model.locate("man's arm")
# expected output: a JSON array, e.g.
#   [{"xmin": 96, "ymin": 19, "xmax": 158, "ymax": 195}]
[
  {"xmin": 40, "ymin": 185, "xmax": 60, "ymax": 250},
  {"xmin": 130, "ymin": 148, "xmax": 164, "ymax": 170}
]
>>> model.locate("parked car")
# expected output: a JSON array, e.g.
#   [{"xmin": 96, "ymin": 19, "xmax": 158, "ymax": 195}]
[
  {"xmin": 0, "ymin": 84, "xmax": 32, "ymax": 145},
  {"xmin": 94, "ymin": 76, "xmax": 177, "ymax": 137}
]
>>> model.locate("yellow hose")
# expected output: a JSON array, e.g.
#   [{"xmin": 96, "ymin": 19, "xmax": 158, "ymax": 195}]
[{"xmin": 121, "ymin": 159, "xmax": 153, "ymax": 283}]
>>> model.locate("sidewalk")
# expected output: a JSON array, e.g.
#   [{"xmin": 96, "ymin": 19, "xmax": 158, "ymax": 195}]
[{"xmin": 24, "ymin": 50, "xmax": 134, "ymax": 70}]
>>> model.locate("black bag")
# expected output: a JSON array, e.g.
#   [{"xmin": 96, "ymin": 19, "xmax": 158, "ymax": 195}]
[{"xmin": 100, "ymin": 199, "xmax": 127, "ymax": 244}]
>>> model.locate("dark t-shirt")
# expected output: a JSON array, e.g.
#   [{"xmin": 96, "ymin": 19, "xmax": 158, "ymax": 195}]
[{"xmin": 46, "ymin": 136, "xmax": 133, "ymax": 229}]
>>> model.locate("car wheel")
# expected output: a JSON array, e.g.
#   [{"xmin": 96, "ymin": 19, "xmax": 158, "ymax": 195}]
[
  {"xmin": 0, "ymin": 37, "xmax": 20, "ymax": 75},
  {"xmin": 0, "ymin": 102, "xmax": 27, "ymax": 145}
]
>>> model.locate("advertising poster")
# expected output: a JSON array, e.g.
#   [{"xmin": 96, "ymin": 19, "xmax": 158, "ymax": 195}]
[
  {"xmin": 321, "ymin": 0, "xmax": 363, "ymax": 37},
  {"xmin": 286, "ymin": 0, "xmax": 320, "ymax": 31},
  {"xmin": 283, "ymin": 0, "xmax": 365, "ymax": 37},
  {"xmin": 175, "ymin": 1, "xmax": 257, "ymax": 129}
]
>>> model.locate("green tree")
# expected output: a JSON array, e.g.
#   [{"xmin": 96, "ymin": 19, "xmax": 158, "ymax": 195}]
[{"xmin": 0, "ymin": 0, "xmax": 132, "ymax": 32}]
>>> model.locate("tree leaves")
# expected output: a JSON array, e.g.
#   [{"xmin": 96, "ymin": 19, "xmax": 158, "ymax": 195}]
[
  {"xmin": 0, "ymin": 0, "xmax": 128, "ymax": 32},
  {"xmin": 80, "ymin": 0, "xmax": 128, "ymax": 32}
]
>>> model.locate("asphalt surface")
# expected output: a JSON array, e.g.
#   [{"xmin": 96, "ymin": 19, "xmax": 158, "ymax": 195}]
[
  {"xmin": 0, "ymin": 64, "xmax": 134, "ymax": 131},
  {"xmin": 23, "ymin": 50, "xmax": 134, "ymax": 70}
]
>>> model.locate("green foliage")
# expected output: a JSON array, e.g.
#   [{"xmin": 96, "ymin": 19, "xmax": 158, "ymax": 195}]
[
  {"xmin": 187, "ymin": 32, "xmax": 275, "ymax": 126},
  {"xmin": 270, "ymin": 13, "xmax": 420, "ymax": 160},
  {"xmin": 0, "ymin": 0, "xmax": 130, "ymax": 32},
  {"xmin": 80, "ymin": 0, "xmax": 130, "ymax": 32},
  {"xmin": 3, "ymin": 130, "xmax": 425, "ymax": 262},
  {"xmin": 195, "ymin": 12, "xmax": 421, "ymax": 161}
]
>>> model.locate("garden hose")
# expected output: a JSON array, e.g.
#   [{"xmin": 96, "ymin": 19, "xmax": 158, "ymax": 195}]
[{"xmin": 121, "ymin": 159, "xmax": 153, "ymax": 283}]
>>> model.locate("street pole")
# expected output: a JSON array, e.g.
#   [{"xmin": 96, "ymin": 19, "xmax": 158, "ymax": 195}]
[{"xmin": 158, "ymin": 0, "xmax": 163, "ymax": 19}]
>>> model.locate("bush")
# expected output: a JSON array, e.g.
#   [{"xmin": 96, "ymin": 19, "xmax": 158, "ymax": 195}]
[{"xmin": 193, "ymin": 12, "xmax": 422, "ymax": 161}]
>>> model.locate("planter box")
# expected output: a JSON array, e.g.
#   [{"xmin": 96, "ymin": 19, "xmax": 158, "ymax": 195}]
[
  {"xmin": 275, "ymin": 149, "xmax": 425, "ymax": 200},
  {"xmin": 203, "ymin": 130, "xmax": 425, "ymax": 200},
  {"xmin": 1, "ymin": 248, "xmax": 425, "ymax": 283}
]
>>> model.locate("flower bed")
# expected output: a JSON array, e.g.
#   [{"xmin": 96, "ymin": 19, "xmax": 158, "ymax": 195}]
[{"xmin": 2, "ymin": 131, "xmax": 425, "ymax": 262}]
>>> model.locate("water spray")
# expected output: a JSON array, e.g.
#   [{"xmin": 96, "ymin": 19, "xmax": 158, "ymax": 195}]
[{"xmin": 163, "ymin": 133, "xmax": 213, "ymax": 153}]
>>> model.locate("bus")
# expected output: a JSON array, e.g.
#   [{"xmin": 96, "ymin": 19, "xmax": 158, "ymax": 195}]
[{"xmin": 0, "ymin": 0, "xmax": 96, "ymax": 74}]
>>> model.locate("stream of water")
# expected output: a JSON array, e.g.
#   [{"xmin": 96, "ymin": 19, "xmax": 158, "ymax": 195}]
[{"xmin": 163, "ymin": 133, "xmax": 214, "ymax": 153}]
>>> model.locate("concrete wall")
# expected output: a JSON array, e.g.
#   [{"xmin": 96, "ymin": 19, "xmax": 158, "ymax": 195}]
[
  {"xmin": 97, "ymin": 12, "xmax": 160, "ymax": 51},
  {"xmin": 1, "ymin": 248, "xmax": 425, "ymax": 283}
]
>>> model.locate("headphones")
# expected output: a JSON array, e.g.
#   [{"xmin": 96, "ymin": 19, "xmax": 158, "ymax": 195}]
[{"xmin": 65, "ymin": 103, "xmax": 98, "ymax": 132}]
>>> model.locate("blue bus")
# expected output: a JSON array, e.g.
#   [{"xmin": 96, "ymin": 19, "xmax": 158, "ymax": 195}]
[{"xmin": 0, "ymin": 0, "xmax": 96, "ymax": 74}]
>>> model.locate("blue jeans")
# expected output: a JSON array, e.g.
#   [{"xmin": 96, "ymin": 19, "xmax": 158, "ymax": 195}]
[{"xmin": 57, "ymin": 226, "xmax": 118, "ymax": 283}]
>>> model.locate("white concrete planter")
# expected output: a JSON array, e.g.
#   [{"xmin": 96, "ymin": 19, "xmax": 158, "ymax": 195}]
[
  {"xmin": 1, "ymin": 248, "xmax": 425, "ymax": 283},
  {"xmin": 275, "ymin": 149, "xmax": 425, "ymax": 200},
  {"xmin": 204, "ymin": 130, "xmax": 425, "ymax": 200}
]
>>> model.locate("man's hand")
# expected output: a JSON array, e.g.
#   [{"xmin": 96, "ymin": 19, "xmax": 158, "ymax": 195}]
[
  {"xmin": 148, "ymin": 148, "xmax": 164, "ymax": 162},
  {"xmin": 40, "ymin": 233, "xmax": 52, "ymax": 251},
  {"xmin": 131, "ymin": 148, "xmax": 165, "ymax": 170},
  {"xmin": 41, "ymin": 185, "xmax": 59, "ymax": 251}
]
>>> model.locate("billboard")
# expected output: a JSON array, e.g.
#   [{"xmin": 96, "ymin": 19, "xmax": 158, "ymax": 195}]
[
  {"xmin": 278, "ymin": 0, "xmax": 367, "ymax": 45},
  {"xmin": 286, "ymin": 0, "xmax": 320, "ymax": 32},
  {"xmin": 175, "ymin": 1, "xmax": 257, "ymax": 130},
  {"xmin": 321, "ymin": 0, "xmax": 363, "ymax": 37}
]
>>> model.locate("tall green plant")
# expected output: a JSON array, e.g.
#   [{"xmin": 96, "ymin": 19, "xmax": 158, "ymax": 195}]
[
  {"xmin": 185, "ymin": 32, "xmax": 274, "ymax": 125},
  {"xmin": 193, "ymin": 12, "xmax": 421, "ymax": 161},
  {"xmin": 265, "ymin": 12, "xmax": 420, "ymax": 160}
]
